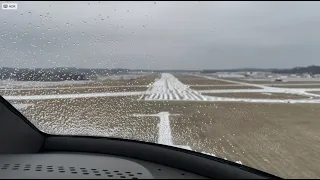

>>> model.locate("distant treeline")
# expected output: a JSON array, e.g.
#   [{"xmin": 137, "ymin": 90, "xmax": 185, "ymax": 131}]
[{"xmin": 272, "ymin": 66, "xmax": 320, "ymax": 74}]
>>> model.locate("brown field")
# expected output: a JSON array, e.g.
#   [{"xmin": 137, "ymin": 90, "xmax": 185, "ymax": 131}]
[
  {"xmin": 5, "ymin": 73, "xmax": 320, "ymax": 179},
  {"xmin": 0, "ymin": 87, "xmax": 147, "ymax": 96},
  {"xmin": 202, "ymin": 92, "xmax": 308, "ymax": 99},
  {"xmin": 95, "ymin": 74, "xmax": 159, "ymax": 86},
  {"xmin": 190, "ymin": 85, "xmax": 260, "ymax": 90},
  {"xmin": 176, "ymin": 75, "xmax": 235, "ymax": 85},
  {"xmin": 9, "ymin": 96, "xmax": 320, "ymax": 179},
  {"xmin": 1, "ymin": 74, "xmax": 159, "ymax": 89}
]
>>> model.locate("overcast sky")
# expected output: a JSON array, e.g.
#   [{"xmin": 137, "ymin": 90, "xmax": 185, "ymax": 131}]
[{"xmin": 1, "ymin": 1, "xmax": 320, "ymax": 70}]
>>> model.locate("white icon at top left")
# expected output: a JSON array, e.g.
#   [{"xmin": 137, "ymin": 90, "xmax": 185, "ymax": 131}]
[{"xmin": 2, "ymin": 3, "xmax": 18, "ymax": 10}]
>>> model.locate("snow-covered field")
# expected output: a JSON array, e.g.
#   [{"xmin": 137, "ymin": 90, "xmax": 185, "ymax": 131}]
[
  {"xmin": 191, "ymin": 74, "xmax": 320, "ymax": 103},
  {"xmin": 12, "ymin": 103, "xmax": 34, "ymax": 110},
  {"xmin": 4, "ymin": 91, "xmax": 144, "ymax": 101},
  {"xmin": 244, "ymin": 77, "xmax": 320, "ymax": 82},
  {"xmin": 5, "ymin": 73, "xmax": 320, "ymax": 178},
  {"xmin": 140, "ymin": 73, "xmax": 207, "ymax": 101},
  {"xmin": 4, "ymin": 73, "xmax": 320, "ymax": 103},
  {"xmin": 0, "ymin": 79, "xmax": 91, "ymax": 88}
]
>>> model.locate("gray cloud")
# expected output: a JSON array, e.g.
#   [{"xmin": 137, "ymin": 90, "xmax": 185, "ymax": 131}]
[{"xmin": 1, "ymin": 1, "xmax": 320, "ymax": 70}]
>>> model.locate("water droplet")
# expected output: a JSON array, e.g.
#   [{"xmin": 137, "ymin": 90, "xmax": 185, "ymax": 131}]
[
  {"xmin": 101, "ymin": 18, "xmax": 104, "ymax": 20},
  {"xmin": 154, "ymin": 1, "xmax": 157, "ymax": 4},
  {"xmin": 47, "ymin": 28, "xmax": 50, "ymax": 31},
  {"xmin": 37, "ymin": 26, "xmax": 40, "ymax": 28},
  {"xmin": 142, "ymin": 25, "xmax": 145, "ymax": 28},
  {"xmin": 28, "ymin": 12, "xmax": 31, "ymax": 14},
  {"xmin": 21, "ymin": 13, "xmax": 23, "ymax": 16},
  {"xmin": 66, "ymin": 23, "xmax": 69, "ymax": 26},
  {"xmin": 3, "ymin": 22, "xmax": 6, "ymax": 25},
  {"xmin": 40, "ymin": 14, "xmax": 43, "ymax": 17},
  {"xmin": 82, "ymin": 32, "xmax": 85, "ymax": 35}
]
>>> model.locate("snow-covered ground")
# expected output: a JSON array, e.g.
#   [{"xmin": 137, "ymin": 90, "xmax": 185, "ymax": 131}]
[
  {"xmin": 0, "ymin": 79, "xmax": 91, "ymax": 88},
  {"xmin": 191, "ymin": 74, "xmax": 320, "ymax": 103},
  {"xmin": 188, "ymin": 83, "xmax": 320, "ymax": 87},
  {"xmin": 141, "ymin": 73, "xmax": 207, "ymax": 101},
  {"xmin": 4, "ymin": 73, "xmax": 320, "ymax": 103},
  {"xmin": 4, "ymin": 91, "xmax": 144, "ymax": 101},
  {"xmin": 11, "ymin": 103, "xmax": 33, "ymax": 110},
  {"xmin": 244, "ymin": 77, "xmax": 320, "ymax": 82}
]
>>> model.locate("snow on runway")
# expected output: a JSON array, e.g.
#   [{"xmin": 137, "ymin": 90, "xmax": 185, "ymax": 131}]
[{"xmin": 141, "ymin": 73, "xmax": 207, "ymax": 101}]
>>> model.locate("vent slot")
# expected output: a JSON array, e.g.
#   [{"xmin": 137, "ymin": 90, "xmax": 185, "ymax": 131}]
[{"xmin": 0, "ymin": 163, "xmax": 142, "ymax": 179}]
